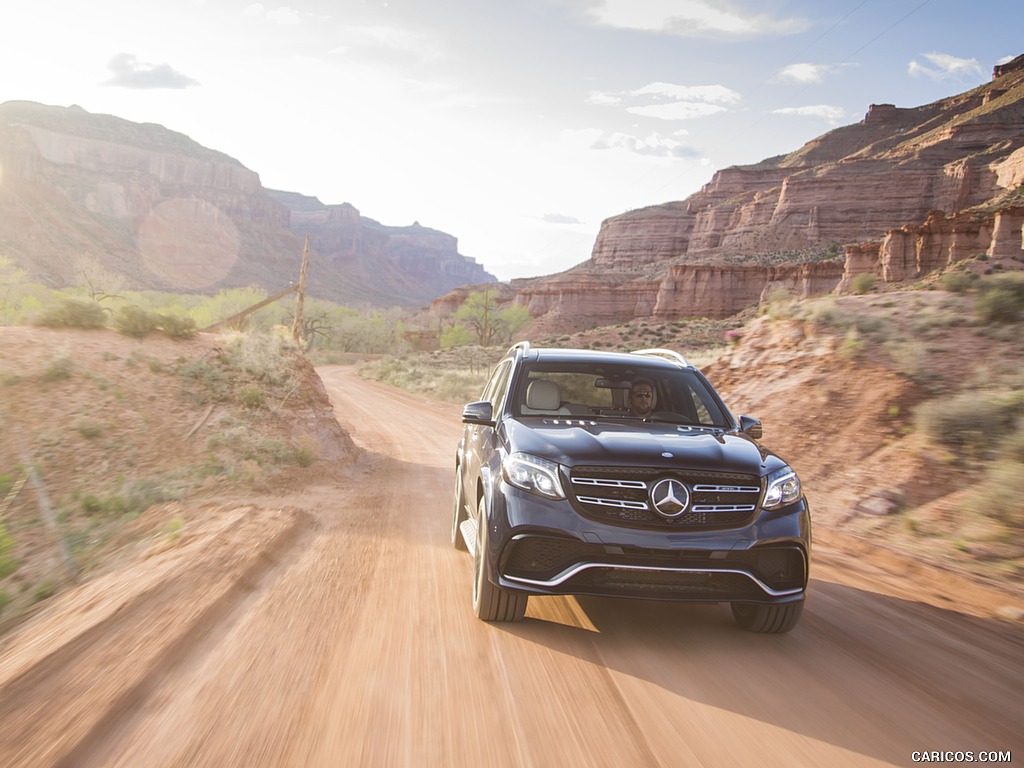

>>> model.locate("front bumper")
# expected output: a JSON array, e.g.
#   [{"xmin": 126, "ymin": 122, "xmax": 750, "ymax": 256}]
[{"xmin": 486, "ymin": 483, "xmax": 811, "ymax": 604}]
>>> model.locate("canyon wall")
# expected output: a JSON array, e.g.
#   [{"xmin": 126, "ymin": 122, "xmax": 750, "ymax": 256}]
[
  {"xmin": 0, "ymin": 101, "xmax": 494, "ymax": 305},
  {"xmin": 509, "ymin": 55, "xmax": 1024, "ymax": 328}
]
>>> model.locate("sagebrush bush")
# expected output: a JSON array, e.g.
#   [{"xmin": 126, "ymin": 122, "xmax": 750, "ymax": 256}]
[
  {"xmin": 224, "ymin": 333, "xmax": 297, "ymax": 389},
  {"xmin": 238, "ymin": 386, "xmax": 266, "ymax": 409},
  {"xmin": 42, "ymin": 352, "xmax": 73, "ymax": 381},
  {"xmin": 962, "ymin": 459, "xmax": 1024, "ymax": 528},
  {"xmin": 158, "ymin": 313, "xmax": 197, "ymax": 340},
  {"xmin": 914, "ymin": 392, "xmax": 1020, "ymax": 455},
  {"xmin": 852, "ymin": 274, "xmax": 878, "ymax": 295},
  {"xmin": 974, "ymin": 287, "xmax": 1022, "ymax": 324},
  {"xmin": 0, "ymin": 518, "xmax": 18, "ymax": 580},
  {"xmin": 175, "ymin": 356, "xmax": 231, "ymax": 402},
  {"xmin": 80, "ymin": 477, "xmax": 188, "ymax": 518},
  {"xmin": 941, "ymin": 271, "xmax": 974, "ymax": 294},
  {"xmin": 34, "ymin": 298, "xmax": 106, "ymax": 329},
  {"xmin": 114, "ymin": 305, "xmax": 159, "ymax": 337}
]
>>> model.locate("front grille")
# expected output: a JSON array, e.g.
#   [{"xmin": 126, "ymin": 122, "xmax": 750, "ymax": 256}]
[
  {"xmin": 568, "ymin": 466, "xmax": 762, "ymax": 529},
  {"xmin": 502, "ymin": 537, "xmax": 806, "ymax": 595},
  {"xmin": 570, "ymin": 568, "xmax": 761, "ymax": 600}
]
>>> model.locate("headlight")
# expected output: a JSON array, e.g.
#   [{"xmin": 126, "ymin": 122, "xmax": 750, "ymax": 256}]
[
  {"xmin": 502, "ymin": 452, "xmax": 565, "ymax": 500},
  {"xmin": 763, "ymin": 466, "xmax": 801, "ymax": 509}
]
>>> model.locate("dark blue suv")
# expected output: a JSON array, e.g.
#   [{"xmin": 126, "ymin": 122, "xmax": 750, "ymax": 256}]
[{"xmin": 452, "ymin": 343, "xmax": 810, "ymax": 632}]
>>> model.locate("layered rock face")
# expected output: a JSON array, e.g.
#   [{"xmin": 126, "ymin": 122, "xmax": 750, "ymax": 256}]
[
  {"xmin": 270, "ymin": 193, "xmax": 495, "ymax": 305},
  {"xmin": 0, "ymin": 101, "xmax": 493, "ymax": 305},
  {"xmin": 514, "ymin": 55, "xmax": 1024, "ymax": 325}
]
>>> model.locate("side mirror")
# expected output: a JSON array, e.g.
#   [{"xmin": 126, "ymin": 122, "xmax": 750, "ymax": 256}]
[
  {"xmin": 739, "ymin": 415, "xmax": 762, "ymax": 440},
  {"xmin": 462, "ymin": 400, "xmax": 495, "ymax": 426}
]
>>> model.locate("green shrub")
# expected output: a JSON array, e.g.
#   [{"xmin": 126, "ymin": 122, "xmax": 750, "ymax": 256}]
[
  {"xmin": 42, "ymin": 352, "xmax": 73, "ymax": 381},
  {"xmin": 79, "ymin": 478, "xmax": 187, "ymax": 518},
  {"xmin": 115, "ymin": 305, "xmax": 159, "ymax": 337},
  {"xmin": 238, "ymin": 386, "xmax": 266, "ymax": 409},
  {"xmin": 75, "ymin": 417, "xmax": 104, "ymax": 439},
  {"xmin": 997, "ymin": 425, "xmax": 1024, "ymax": 463},
  {"xmin": 838, "ymin": 329, "xmax": 864, "ymax": 359},
  {"xmin": 941, "ymin": 271, "xmax": 973, "ymax": 294},
  {"xmin": 224, "ymin": 333, "xmax": 297, "ymax": 388},
  {"xmin": 852, "ymin": 274, "xmax": 878, "ymax": 295},
  {"xmin": 34, "ymin": 298, "xmax": 107, "ymax": 329},
  {"xmin": 33, "ymin": 580, "xmax": 58, "ymax": 602},
  {"xmin": 914, "ymin": 393, "xmax": 1019, "ymax": 455},
  {"xmin": 158, "ymin": 313, "xmax": 197, "ymax": 340},
  {"xmin": 175, "ymin": 356, "xmax": 231, "ymax": 403},
  {"xmin": 0, "ymin": 519, "xmax": 18, "ymax": 579},
  {"xmin": 974, "ymin": 287, "xmax": 1021, "ymax": 324},
  {"xmin": 974, "ymin": 273, "xmax": 1024, "ymax": 324},
  {"xmin": 962, "ymin": 459, "xmax": 1024, "ymax": 527}
]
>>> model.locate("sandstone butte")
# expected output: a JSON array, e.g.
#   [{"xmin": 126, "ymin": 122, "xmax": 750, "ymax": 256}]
[{"xmin": 476, "ymin": 54, "xmax": 1024, "ymax": 331}]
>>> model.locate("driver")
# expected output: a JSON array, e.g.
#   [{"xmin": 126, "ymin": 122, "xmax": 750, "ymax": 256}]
[{"xmin": 628, "ymin": 379, "xmax": 654, "ymax": 418}]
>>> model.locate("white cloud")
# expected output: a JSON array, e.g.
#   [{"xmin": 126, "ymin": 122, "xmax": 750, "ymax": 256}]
[
  {"xmin": 265, "ymin": 7, "xmax": 301, "ymax": 25},
  {"xmin": 632, "ymin": 82, "xmax": 740, "ymax": 104},
  {"xmin": 585, "ymin": 0, "xmax": 809, "ymax": 39},
  {"xmin": 243, "ymin": 4, "xmax": 301, "ymax": 24},
  {"xmin": 590, "ymin": 81, "xmax": 740, "ymax": 122},
  {"xmin": 102, "ymin": 53, "xmax": 200, "ymax": 89},
  {"xmin": 777, "ymin": 62, "xmax": 830, "ymax": 84},
  {"xmin": 562, "ymin": 127, "xmax": 699, "ymax": 158},
  {"xmin": 627, "ymin": 102, "xmax": 726, "ymax": 121},
  {"xmin": 773, "ymin": 105, "xmax": 846, "ymax": 125},
  {"xmin": 908, "ymin": 52, "xmax": 983, "ymax": 80},
  {"xmin": 586, "ymin": 91, "xmax": 621, "ymax": 106},
  {"xmin": 541, "ymin": 213, "xmax": 584, "ymax": 225}
]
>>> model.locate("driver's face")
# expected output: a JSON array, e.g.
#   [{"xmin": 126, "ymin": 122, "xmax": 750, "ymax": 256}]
[{"xmin": 630, "ymin": 387, "xmax": 653, "ymax": 414}]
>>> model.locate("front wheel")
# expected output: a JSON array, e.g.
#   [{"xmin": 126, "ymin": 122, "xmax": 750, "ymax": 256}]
[
  {"xmin": 731, "ymin": 601, "xmax": 803, "ymax": 633},
  {"xmin": 472, "ymin": 496, "xmax": 527, "ymax": 622}
]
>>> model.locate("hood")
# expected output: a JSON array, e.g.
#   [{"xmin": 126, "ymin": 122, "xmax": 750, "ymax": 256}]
[{"xmin": 506, "ymin": 418, "xmax": 785, "ymax": 477}]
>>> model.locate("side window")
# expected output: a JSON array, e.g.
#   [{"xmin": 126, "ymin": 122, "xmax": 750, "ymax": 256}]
[
  {"xmin": 683, "ymin": 382, "xmax": 722, "ymax": 425},
  {"xmin": 481, "ymin": 360, "xmax": 512, "ymax": 409}
]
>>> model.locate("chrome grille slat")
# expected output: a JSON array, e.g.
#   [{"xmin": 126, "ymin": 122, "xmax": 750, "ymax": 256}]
[
  {"xmin": 692, "ymin": 504, "xmax": 756, "ymax": 513},
  {"xmin": 572, "ymin": 478, "xmax": 648, "ymax": 489},
  {"xmin": 568, "ymin": 465, "xmax": 762, "ymax": 529},
  {"xmin": 576, "ymin": 495, "xmax": 649, "ymax": 510},
  {"xmin": 692, "ymin": 484, "xmax": 760, "ymax": 493}
]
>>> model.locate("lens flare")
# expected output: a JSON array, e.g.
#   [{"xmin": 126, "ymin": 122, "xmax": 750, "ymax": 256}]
[{"xmin": 138, "ymin": 198, "xmax": 240, "ymax": 290}]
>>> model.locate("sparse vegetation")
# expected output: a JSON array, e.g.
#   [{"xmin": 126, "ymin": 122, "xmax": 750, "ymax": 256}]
[
  {"xmin": 974, "ymin": 282, "xmax": 1023, "ymax": 324},
  {"xmin": 114, "ymin": 305, "xmax": 159, "ymax": 337},
  {"xmin": 852, "ymin": 273, "xmax": 878, "ymax": 295},
  {"xmin": 34, "ymin": 298, "xmax": 107, "ymax": 329},
  {"xmin": 0, "ymin": 518, "xmax": 18, "ymax": 580},
  {"xmin": 42, "ymin": 351, "xmax": 74, "ymax": 381}
]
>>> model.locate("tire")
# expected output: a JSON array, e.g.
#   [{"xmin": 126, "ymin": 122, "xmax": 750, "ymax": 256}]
[
  {"xmin": 731, "ymin": 601, "xmax": 804, "ymax": 633},
  {"xmin": 451, "ymin": 469, "xmax": 468, "ymax": 551},
  {"xmin": 472, "ymin": 496, "xmax": 528, "ymax": 622}
]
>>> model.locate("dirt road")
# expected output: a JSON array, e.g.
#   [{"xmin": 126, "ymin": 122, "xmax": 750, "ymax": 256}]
[{"xmin": 1, "ymin": 367, "xmax": 1020, "ymax": 767}]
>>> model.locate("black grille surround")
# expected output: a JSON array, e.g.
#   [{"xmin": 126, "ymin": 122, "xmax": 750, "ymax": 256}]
[
  {"xmin": 567, "ymin": 465, "xmax": 763, "ymax": 530},
  {"xmin": 501, "ymin": 536, "xmax": 807, "ymax": 600}
]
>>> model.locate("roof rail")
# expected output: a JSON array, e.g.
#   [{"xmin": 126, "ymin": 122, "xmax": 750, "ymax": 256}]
[
  {"xmin": 631, "ymin": 348, "xmax": 691, "ymax": 367},
  {"xmin": 508, "ymin": 340, "xmax": 532, "ymax": 356}
]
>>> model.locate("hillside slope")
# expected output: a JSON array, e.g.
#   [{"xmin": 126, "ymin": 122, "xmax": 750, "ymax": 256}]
[{"xmin": 0, "ymin": 326, "xmax": 356, "ymax": 630}]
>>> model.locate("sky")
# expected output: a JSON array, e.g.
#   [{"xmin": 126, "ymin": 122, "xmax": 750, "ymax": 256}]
[{"xmin": 1, "ymin": 1, "xmax": 1021, "ymax": 282}]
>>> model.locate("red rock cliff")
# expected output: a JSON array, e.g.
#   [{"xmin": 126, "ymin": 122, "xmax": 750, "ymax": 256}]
[{"xmin": 514, "ymin": 55, "xmax": 1024, "ymax": 325}]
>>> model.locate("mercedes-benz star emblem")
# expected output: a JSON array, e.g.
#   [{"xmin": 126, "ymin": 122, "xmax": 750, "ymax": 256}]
[{"xmin": 650, "ymin": 478, "xmax": 690, "ymax": 519}]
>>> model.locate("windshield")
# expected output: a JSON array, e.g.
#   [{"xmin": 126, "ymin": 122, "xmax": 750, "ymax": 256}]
[{"xmin": 512, "ymin": 362, "xmax": 732, "ymax": 427}]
